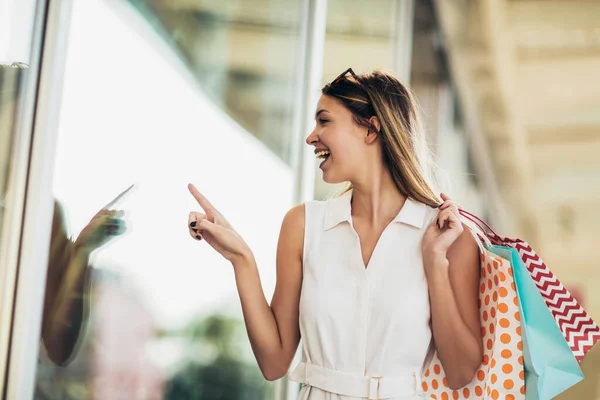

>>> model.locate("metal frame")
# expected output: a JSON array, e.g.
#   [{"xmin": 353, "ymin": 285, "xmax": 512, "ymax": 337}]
[
  {"xmin": 290, "ymin": 0, "xmax": 328, "ymax": 206},
  {"xmin": 0, "ymin": 0, "xmax": 49, "ymax": 396},
  {"xmin": 392, "ymin": 0, "xmax": 415, "ymax": 83},
  {"xmin": 3, "ymin": 0, "xmax": 74, "ymax": 398}
]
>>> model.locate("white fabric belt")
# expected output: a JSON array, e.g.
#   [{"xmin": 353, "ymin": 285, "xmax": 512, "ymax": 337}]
[{"xmin": 289, "ymin": 362, "xmax": 420, "ymax": 399}]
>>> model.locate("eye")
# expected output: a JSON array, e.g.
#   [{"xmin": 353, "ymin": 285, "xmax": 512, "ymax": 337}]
[{"xmin": 318, "ymin": 118, "xmax": 329, "ymax": 125}]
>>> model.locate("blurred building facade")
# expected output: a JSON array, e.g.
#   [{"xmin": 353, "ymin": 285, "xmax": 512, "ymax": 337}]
[{"xmin": 0, "ymin": 0, "xmax": 599, "ymax": 399}]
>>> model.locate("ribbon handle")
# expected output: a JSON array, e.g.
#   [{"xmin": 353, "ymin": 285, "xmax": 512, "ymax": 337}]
[{"xmin": 459, "ymin": 209, "xmax": 502, "ymax": 243}]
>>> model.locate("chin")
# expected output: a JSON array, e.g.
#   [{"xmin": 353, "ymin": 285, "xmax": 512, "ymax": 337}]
[{"xmin": 321, "ymin": 170, "xmax": 344, "ymax": 185}]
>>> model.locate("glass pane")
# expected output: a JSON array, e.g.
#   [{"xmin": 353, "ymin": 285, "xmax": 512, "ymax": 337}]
[
  {"xmin": 127, "ymin": 0, "xmax": 303, "ymax": 165},
  {"xmin": 0, "ymin": 0, "xmax": 39, "ymax": 65},
  {"xmin": 323, "ymin": 0, "xmax": 396, "ymax": 82},
  {"xmin": 315, "ymin": 0, "xmax": 397, "ymax": 200},
  {"xmin": 0, "ymin": 0, "xmax": 40, "ymax": 249},
  {"xmin": 33, "ymin": 0, "xmax": 302, "ymax": 398}
]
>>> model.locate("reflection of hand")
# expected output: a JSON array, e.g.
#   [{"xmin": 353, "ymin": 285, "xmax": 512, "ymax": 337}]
[
  {"xmin": 74, "ymin": 209, "xmax": 126, "ymax": 254},
  {"xmin": 187, "ymin": 183, "xmax": 251, "ymax": 263}
]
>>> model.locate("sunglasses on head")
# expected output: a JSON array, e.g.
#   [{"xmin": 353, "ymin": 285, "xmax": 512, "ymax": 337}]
[{"xmin": 331, "ymin": 67, "xmax": 358, "ymax": 85}]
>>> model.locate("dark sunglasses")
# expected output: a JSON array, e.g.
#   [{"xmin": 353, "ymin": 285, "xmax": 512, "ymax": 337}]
[{"xmin": 331, "ymin": 67, "xmax": 358, "ymax": 85}]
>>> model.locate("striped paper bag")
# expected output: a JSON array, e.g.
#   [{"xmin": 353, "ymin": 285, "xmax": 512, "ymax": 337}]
[{"xmin": 459, "ymin": 209, "xmax": 600, "ymax": 362}]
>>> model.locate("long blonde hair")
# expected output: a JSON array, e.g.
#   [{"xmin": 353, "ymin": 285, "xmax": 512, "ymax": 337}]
[{"xmin": 322, "ymin": 69, "xmax": 442, "ymax": 207}]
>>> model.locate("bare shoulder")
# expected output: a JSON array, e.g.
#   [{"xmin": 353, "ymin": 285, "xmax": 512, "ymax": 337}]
[
  {"xmin": 283, "ymin": 204, "xmax": 305, "ymax": 230},
  {"xmin": 278, "ymin": 204, "xmax": 306, "ymax": 260}
]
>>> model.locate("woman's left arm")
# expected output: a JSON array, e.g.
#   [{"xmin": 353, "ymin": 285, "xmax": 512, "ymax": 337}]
[{"xmin": 422, "ymin": 194, "xmax": 483, "ymax": 390}]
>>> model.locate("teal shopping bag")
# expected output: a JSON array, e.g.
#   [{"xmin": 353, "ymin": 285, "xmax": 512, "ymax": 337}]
[{"xmin": 489, "ymin": 246, "xmax": 583, "ymax": 400}]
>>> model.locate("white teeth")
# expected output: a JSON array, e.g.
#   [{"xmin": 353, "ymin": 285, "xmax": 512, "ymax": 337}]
[{"xmin": 316, "ymin": 150, "xmax": 331, "ymax": 159}]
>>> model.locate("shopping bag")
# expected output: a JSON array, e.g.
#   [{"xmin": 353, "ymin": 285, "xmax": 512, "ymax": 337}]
[
  {"xmin": 421, "ymin": 246, "xmax": 525, "ymax": 399},
  {"xmin": 489, "ymin": 246, "xmax": 583, "ymax": 400},
  {"xmin": 459, "ymin": 210, "xmax": 600, "ymax": 362}
]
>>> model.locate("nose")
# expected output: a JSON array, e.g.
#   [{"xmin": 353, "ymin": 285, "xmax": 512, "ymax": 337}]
[{"xmin": 306, "ymin": 127, "xmax": 319, "ymax": 146}]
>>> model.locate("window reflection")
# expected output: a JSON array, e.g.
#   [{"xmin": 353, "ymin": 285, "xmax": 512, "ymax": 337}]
[
  {"xmin": 41, "ymin": 201, "xmax": 126, "ymax": 367},
  {"xmin": 34, "ymin": 0, "xmax": 299, "ymax": 398},
  {"xmin": 163, "ymin": 315, "xmax": 270, "ymax": 400},
  {"xmin": 127, "ymin": 0, "xmax": 303, "ymax": 165}
]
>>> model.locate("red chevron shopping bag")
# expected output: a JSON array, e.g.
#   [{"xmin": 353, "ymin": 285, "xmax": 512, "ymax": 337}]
[
  {"xmin": 459, "ymin": 209, "xmax": 600, "ymax": 361},
  {"xmin": 421, "ymin": 245, "xmax": 525, "ymax": 400}
]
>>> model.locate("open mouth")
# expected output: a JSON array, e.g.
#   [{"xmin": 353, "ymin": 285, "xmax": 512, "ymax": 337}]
[
  {"xmin": 316, "ymin": 150, "xmax": 331, "ymax": 168},
  {"xmin": 316, "ymin": 150, "xmax": 331, "ymax": 160}
]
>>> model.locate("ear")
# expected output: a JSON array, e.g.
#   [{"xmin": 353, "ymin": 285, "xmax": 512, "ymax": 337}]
[
  {"xmin": 365, "ymin": 116, "xmax": 381, "ymax": 144},
  {"xmin": 368, "ymin": 116, "xmax": 381, "ymax": 133}
]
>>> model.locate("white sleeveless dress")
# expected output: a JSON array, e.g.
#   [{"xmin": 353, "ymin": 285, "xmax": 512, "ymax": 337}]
[{"xmin": 289, "ymin": 190, "xmax": 438, "ymax": 400}]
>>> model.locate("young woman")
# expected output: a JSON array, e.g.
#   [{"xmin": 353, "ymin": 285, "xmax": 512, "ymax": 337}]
[{"xmin": 187, "ymin": 69, "xmax": 482, "ymax": 399}]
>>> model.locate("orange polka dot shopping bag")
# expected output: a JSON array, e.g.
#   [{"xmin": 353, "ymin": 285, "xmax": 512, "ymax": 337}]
[{"xmin": 421, "ymin": 242, "xmax": 525, "ymax": 400}]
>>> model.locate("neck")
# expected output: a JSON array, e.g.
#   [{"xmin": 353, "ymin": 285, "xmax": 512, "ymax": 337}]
[{"xmin": 350, "ymin": 165, "xmax": 406, "ymax": 225}]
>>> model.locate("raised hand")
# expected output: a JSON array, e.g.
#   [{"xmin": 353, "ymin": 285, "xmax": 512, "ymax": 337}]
[
  {"xmin": 74, "ymin": 209, "xmax": 126, "ymax": 254},
  {"xmin": 187, "ymin": 183, "xmax": 251, "ymax": 263}
]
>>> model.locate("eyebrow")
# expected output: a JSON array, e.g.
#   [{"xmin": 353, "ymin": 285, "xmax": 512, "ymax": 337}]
[{"xmin": 315, "ymin": 109, "xmax": 329, "ymax": 119}]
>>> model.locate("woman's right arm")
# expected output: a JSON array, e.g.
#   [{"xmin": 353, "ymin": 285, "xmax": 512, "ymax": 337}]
[
  {"xmin": 232, "ymin": 204, "xmax": 304, "ymax": 380},
  {"xmin": 187, "ymin": 184, "xmax": 304, "ymax": 381}
]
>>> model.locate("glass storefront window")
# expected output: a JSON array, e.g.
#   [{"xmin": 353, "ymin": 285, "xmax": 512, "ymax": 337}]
[
  {"xmin": 33, "ymin": 0, "xmax": 302, "ymax": 399},
  {"xmin": 126, "ymin": 0, "xmax": 303, "ymax": 165}
]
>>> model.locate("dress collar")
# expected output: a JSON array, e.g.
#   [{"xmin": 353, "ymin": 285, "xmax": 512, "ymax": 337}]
[{"xmin": 323, "ymin": 190, "xmax": 429, "ymax": 231}]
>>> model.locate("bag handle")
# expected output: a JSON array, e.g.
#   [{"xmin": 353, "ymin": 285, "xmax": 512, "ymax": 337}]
[
  {"xmin": 459, "ymin": 209, "xmax": 502, "ymax": 242},
  {"xmin": 460, "ymin": 217, "xmax": 490, "ymax": 253}
]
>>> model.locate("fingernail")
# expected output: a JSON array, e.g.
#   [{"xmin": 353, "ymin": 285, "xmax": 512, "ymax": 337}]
[
  {"xmin": 196, "ymin": 235, "xmax": 202, "ymax": 240},
  {"xmin": 192, "ymin": 228, "xmax": 198, "ymax": 233},
  {"xmin": 190, "ymin": 221, "xmax": 196, "ymax": 227}
]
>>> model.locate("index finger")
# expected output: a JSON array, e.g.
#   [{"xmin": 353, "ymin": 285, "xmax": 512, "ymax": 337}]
[
  {"xmin": 188, "ymin": 183, "xmax": 217, "ymax": 213},
  {"xmin": 102, "ymin": 184, "xmax": 135, "ymax": 211}
]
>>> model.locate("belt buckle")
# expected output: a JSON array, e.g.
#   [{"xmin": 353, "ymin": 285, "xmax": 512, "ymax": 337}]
[{"xmin": 368, "ymin": 375, "xmax": 382, "ymax": 400}]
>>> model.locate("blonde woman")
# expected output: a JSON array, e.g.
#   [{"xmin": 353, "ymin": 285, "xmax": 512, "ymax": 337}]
[{"xmin": 187, "ymin": 69, "xmax": 482, "ymax": 399}]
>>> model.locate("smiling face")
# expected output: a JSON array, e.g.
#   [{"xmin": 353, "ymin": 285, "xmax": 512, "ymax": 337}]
[
  {"xmin": 306, "ymin": 95, "xmax": 376, "ymax": 184},
  {"xmin": 312, "ymin": 69, "xmax": 442, "ymax": 207}
]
